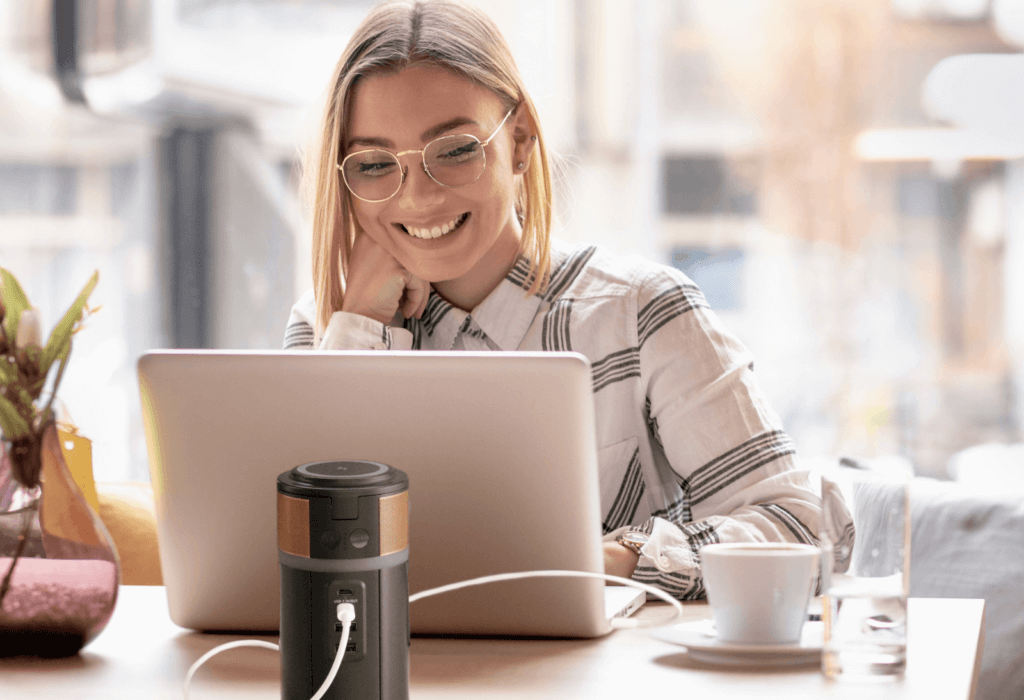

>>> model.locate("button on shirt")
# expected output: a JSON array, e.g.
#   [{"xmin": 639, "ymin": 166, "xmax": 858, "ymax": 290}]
[{"xmin": 284, "ymin": 240, "xmax": 829, "ymax": 600}]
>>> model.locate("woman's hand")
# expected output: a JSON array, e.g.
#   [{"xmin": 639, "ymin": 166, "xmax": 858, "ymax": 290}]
[
  {"xmin": 341, "ymin": 234, "xmax": 430, "ymax": 324},
  {"xmin": 603, "ymin": 541, "xmax": 640, "ymax": 579}
]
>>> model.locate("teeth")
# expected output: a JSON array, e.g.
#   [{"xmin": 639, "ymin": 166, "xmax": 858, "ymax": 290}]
[{"xmin": 405, "ymin": 214, "xmax": 465, "ymax": 240}]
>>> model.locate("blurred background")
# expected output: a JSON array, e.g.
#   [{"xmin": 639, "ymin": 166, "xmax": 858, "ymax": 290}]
[{"xmin": 1, "ymin": 0, "xmax": 1023, "ymax": 484}]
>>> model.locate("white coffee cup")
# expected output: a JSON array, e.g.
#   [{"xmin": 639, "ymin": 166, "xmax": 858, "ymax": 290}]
[{"xmin": 699, "ymin": 542, "xmax": 820, "ymax": 645}]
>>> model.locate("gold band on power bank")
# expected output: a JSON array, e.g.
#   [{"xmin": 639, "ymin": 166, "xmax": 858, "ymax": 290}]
[
  {"xmin": 277, "ymin": 493, "xmax": 311, "ymax": 558},
  {"xmin": 277, "ymin": 490, "xmax": 409, "ymax": 558},
  {"xmin": 378, "ymin": 491, "xmax": 409, "ymax": 556}
]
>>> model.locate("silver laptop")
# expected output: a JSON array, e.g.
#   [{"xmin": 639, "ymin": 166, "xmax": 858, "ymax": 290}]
[{"xmin": 137, "ymin": 350, "xmax": 644, "ymax": 637}]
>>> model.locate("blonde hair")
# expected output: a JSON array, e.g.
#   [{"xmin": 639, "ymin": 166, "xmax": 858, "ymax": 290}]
[{"xmin": 303, "ymin": 0, "xmax": 553, "ymax": 337}]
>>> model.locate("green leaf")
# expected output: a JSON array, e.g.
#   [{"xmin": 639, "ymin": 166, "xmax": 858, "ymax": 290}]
[
  {"xmin": 0, "ymin": 357, "xmax": 15, "ymax": 384},
  {"xmin": 0, "ymin": 392, "xmax": 30, "ymax": 440},
  {"xmin": 40, "ymin": 271, "xmax": 98, "ymax": 378},
  {"xmin": 0, "ymin": 268, "xmax": 31, "ymax": 343},
  {"xmin": 23, "ymin": 345, "xmax": 41, "ymax": 364}
]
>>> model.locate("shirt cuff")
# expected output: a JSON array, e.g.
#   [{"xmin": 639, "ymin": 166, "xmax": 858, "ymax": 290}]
[
  {"xmin": 629, "ymin": 516, "xmax": 708, "ymax": 600},
  {"xmin": 318, "ymin": 311, "xmax": 414, "ymax": 351},
  {"xmin": 637, "ymin": 517, "xmax": 701, "ymax": 573}
]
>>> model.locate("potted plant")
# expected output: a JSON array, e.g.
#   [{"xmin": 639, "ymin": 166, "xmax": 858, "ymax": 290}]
[{"xmin": 0, "ymin": 268, "xmax": 120, "ymax": 657}]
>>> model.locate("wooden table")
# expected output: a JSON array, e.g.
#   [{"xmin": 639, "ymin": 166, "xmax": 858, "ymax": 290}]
[{"xmin": 0, "ymin": 587, "xmax": 985, "ymax": 699}]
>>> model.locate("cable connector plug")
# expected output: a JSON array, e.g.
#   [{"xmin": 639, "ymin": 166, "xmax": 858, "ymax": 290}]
[
  {"xmin": 610, "ymin": 617, "xmax": 640, "ymax": 629},
  {"xmin": 336, "ymin": 603, "xmax": 356, "ymax": 624},
  {"xmin": 305, "ymin": 603, "xmax": 357, "ymax": 700}
]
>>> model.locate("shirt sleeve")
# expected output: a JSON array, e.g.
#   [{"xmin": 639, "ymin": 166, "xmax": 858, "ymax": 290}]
[
  {"xmin": 320, "ymin": 311, "xmax": 414, "ymax": 351},
  {"xmin": 283, "ymin": 289, "xmax": 414, "ymax": 351},
  {"xmin": 627, "ymin": 266, "xmax": 835, "ymax": 600},
  {"xmin": 283, "ymin": 288, "xmax": 317, "ymax": 349}
]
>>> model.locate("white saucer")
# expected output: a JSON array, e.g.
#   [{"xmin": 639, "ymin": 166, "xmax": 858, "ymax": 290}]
[{"xmin": 650, "ymin": 619, "xmax": 824, "ymax": 667}]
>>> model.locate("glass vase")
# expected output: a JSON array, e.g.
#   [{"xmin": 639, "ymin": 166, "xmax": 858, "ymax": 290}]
[{"xmin": 0, "ymin": 423, "xmax": 120, "ymax": 657}]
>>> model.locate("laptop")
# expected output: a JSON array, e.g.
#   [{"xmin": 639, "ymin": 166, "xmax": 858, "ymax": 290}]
[{"xmin": 137, "ymin": 350, "xmax": 645, "ymax": 637}]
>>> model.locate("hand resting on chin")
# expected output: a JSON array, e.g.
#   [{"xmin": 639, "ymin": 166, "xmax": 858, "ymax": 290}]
[{"xmin": 341, "ymin": 233, "xmax": 431, "ymax": 323}]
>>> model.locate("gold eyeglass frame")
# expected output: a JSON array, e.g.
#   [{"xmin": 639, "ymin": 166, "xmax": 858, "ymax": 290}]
[{"xmin": 338, "ymin": 107, "xmax": 516, "ymax": 203}]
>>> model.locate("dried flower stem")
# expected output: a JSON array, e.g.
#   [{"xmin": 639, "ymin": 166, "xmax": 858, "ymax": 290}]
[
  {"xmin": 0, "ymin": 501, "xmax": 36, "ymax": 612},
  {"xmin": 40, "ymin": 352, "xmax": 70, "ymax": 426}
]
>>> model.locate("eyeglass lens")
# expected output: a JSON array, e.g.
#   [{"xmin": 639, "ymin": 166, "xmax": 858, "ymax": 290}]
[{"xmin": 342, "ymin": 134, "xmax": 486, "ymax": 201}]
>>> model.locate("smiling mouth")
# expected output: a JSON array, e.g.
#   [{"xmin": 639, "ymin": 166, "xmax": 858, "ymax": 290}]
[{"xmin": 398, "ymin": 212, "xmax": 469, "ymax": 240}]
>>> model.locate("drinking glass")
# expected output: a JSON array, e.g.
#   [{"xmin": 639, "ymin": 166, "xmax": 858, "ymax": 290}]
[{"xmin": 820, "ymin": 469, "xmax": 909, "ymax": 680}]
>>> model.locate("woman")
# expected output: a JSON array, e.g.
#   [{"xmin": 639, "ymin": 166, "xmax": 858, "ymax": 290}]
[{"xmin": 284, "ymin": 0, "xmax": 828, "ymax": 599}]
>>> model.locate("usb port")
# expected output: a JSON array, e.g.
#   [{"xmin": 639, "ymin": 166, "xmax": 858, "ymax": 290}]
[
  {"xmin": 338, "ymin": 588, "xmax": 353, "ymax": 596},
  {"xmin": 335, "ymin": 621, "xmax": 358, "ymax": 632}
]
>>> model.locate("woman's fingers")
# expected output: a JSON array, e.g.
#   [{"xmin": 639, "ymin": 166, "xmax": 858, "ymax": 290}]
[
  {"xmin": 343, "ymin": 234, "xmax": 432, "ymax": 323},
  {"xmin": 342, "ymin": 235, "xmax": 408, "ymax": 323},
  {"xmin": 416, "ymin": 281, "xmax": 430, "ymax": 318},
  {"xmin": 402, "ymin": 274, "xmax": 431, "ymax": 319}
]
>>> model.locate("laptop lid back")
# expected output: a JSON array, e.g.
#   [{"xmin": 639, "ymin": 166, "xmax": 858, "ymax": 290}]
[{"xmin": 138, "ymin": 350, "xmax": 610, "ymax": 637}]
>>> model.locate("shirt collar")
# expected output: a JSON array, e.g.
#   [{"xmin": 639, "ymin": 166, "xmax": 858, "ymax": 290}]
[
  {"xmin": 417, "ymin": 291, "xmax": 466, "ymax": 350},
  {"xmin": 471, "ymin": 241, "xmax": 572, "ymax": 350},
  {"xmin": 470, "ymin": 273, "xmax": 542, "ymax": 351},
  {"xmin": 416, "ymin": 241, "xmax": 572, "ymax": 351}
]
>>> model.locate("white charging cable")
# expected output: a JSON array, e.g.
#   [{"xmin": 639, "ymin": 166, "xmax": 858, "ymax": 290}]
[
  {"xmin": 182, "ymin": 640, "xmax": 279, "ymax": 700},
  {"xmin": 182, "ymin": 602, "xmax": 354, "ymax": 700},
  {"xmin": 408, "ymin": 569, "xmax": 685, "ymax": 629},
  {"xmin": 182, "ymin": 570, "xmax": 682, "ymax": 699}
]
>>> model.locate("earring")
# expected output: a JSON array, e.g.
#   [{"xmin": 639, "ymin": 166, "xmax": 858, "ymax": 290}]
[
  {"xmin": 517, "ymin": 162, "xmax": 525, "ymax": 169},
  {"xmin": 531, "ymin": 135, "xmax": 537, "ymax": 142}
]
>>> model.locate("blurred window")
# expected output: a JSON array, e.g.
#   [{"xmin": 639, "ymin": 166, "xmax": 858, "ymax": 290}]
[
  {"xmin": 662, "ymin": 156, "xmax": 757, "ymax": 216},
  {"xmin": 0, "ymin": 165, "xmax": 77, "ymax": 215},
  {"xmin": 670, "ymin": 246, "xmax": 745, "ymax": 312},
  {"xmin": 897, "ymin": 175, "xmax": 967, "ymax": 220}
]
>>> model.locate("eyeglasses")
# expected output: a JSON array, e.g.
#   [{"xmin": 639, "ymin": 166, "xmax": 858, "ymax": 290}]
[{"xmin": 338, "ymin": 108, "xmax": 515, "ymax": 203}]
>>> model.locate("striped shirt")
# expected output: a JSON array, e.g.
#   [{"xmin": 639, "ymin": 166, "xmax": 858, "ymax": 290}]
[{"xmin": 284, "ymin": 239, "xmax": 830, "ymax": 600}]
